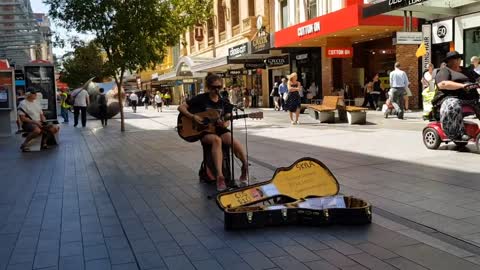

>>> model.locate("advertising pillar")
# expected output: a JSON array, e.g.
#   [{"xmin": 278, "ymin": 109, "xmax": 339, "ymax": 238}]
[{"xmin": 24, "ymin": 63, "xmax": 58, "ymax": 122}]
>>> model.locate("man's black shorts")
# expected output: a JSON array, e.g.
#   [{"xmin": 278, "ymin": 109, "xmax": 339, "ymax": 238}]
[{"xmin": 22, "ymin": 123, "xmax": 38, "ymax": 132}]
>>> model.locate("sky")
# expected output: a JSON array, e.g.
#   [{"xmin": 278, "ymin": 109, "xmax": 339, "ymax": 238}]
[{"xmin": 30, "ymin": 0, "xmax": 94, "ymax": 57}]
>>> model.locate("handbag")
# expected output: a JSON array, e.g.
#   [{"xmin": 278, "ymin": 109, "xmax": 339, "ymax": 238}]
[{"xmin": 283, "ymin": 92, "xmax": 289, "ymax": 101}]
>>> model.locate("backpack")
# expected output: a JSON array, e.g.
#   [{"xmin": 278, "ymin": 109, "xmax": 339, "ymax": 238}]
[
  {"xmin": 65, "ymin": 93, "xmax": 75, "ymax": 106},
  {"xmin": 97, "ymin": 94, "xmax": 107, "ymax": 106}
]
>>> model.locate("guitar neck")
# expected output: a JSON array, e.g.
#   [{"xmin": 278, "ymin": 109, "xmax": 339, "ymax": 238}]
[{"xmin": 229, "ymin": 114, "xmax": 250, "ymax": 121}]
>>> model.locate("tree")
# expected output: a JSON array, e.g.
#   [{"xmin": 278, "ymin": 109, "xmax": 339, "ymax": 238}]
[
  {"xmin": 46, "ymin": 0, "xmax": 213, "ymax": 131},
  {"xmin": 60, "ymin": 42, "xmax": 106, "ymax": 88}
]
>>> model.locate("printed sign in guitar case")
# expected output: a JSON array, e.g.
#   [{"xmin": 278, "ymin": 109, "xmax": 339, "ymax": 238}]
[{"xmin": 216, "ymin": 157, "xmax": 372, "ymax": 230}]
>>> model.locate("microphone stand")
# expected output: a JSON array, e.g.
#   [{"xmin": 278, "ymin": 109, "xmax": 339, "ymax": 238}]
[{"xmin": 230, "ymin": 106, "xmax": 238, "ymax": 187}]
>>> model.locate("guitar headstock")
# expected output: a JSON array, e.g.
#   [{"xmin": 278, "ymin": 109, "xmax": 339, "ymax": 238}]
[{"xmin": 248, "ymin": 111, "xmax": 264, "ymax": 120}]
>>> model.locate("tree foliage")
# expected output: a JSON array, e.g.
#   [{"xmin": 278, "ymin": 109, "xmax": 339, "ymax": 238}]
[
  {"xmin": 60, "ymin": 42, "xmax": 106, "ymax": 88},
  {"xmin": 46, "ymin": 0, "xmax": 213, "ymax": 131}
]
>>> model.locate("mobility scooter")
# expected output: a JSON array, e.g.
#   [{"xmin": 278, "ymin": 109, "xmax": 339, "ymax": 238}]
[{"xmin": 422, "ymin": 88, "xmax": 480, "ymax": 151}]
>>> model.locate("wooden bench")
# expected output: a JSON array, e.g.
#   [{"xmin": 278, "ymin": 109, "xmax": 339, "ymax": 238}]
[
  {"xmin": 345, "ymin": 106, "xmax": 368, "ymax": 124},
  {"xmin": 307, "ymin": 96, "xmax": 340, "ymax": 123}
]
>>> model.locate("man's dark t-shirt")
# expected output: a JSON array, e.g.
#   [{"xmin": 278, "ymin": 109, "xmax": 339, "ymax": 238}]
[{"xmin": 186, "ymin": 93, "xmax": 233, "ymax": 116}]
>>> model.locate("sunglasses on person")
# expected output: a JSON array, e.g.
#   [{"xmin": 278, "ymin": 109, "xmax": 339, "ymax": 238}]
[{"xmin": 210, "ymin": 85, "xmax": 222, "ymax": 91}]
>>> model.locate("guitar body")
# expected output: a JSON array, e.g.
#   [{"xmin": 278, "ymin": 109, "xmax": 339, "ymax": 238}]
[{"xmin": 177, "ymin": 109, "xmax": 221, "ymax": 142}]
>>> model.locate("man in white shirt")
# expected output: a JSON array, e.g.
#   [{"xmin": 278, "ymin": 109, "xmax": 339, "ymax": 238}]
[
  {"xmin": 471, "ymin": 56, "xmax": 480, "ymax": 75},
  {"xmin": 129, "ymin": 91, "xmax": 139, "ymax": 113},
  {"xmin": 18, "ymin": 88, "xmax": 59, "ymax": 151},
  {"xmin": 72, "ymin": 88, "xmax": 89, "ymax": 127},
  {"xmin": 387, "ymin": 62, "xmax": 409, "ymax": 119}
]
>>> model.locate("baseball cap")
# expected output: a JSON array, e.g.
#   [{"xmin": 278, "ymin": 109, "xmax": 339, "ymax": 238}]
[{"xmin": 25, "ymin": 87, "xmax": 37, "ymax": 96}]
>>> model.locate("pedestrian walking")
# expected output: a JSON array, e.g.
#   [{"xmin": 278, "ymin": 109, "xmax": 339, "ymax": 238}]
[
  {"xmin": 97, "ymin": 88, "xmax": 108, "ymax": 127},
  {"xmin": 470, "ymin": 56, "xmax": 480, "ymax": 75},
  {"xmin": 143, "ymin": 94, "xmax": 150, "ymax": 110},
  {"xmin": 279, "ymin": 78, "xmax": 288, "ymax": 111},
  {"xmin": 130, "ymin": 91, "xmax": 139, "ymax": 113},
  {"xmin": 285, "ymin": 72, "xmax": 302, "ymax": 124},
  {"xmin": 155, "ymin": 91, "xmax": 163, "ymax": 112},
  {"xmin": 386, "ymin": 62, "xmax": 409, "ymax": 119},
  {"xmin": 270, "ymin": 82, "xmax": 280, "ymax": 110},
  {"xmin": 164, "ymin": 92, "xmax": 171, "ymax": 107},
  {"xmin": 243, "ymin": 88, "xmax": 251, "ymax": 108},
  {"xmin": 59, "ymin": 88, "xmax": 71, "ymax": 123},
  {"xmin": 73, "ymin": 87, "xmax": 89, "ymax": 127}
]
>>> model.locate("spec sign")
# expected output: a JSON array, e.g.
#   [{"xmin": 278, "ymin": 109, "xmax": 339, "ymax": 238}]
[
  {"xmin": 432, "ymin": 19, "xmax": 453, "ymax": 44},
  {"xmin": 422, "ymin": 24, "xmax": 432, "ymax": 72},
  {"xmin": 326, "ymin": 48, "xmax": 353, "ymax": 58},
  {"xmin": 297, "ymin": 21, "xmax": 320, "ymax": 37},
  {"xmin": 228, "ymin": 43, "xmax": 249, "ymax": 57}
]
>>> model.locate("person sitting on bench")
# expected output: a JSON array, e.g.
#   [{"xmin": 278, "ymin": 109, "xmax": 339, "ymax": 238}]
[
  {"xmin": 18, "ymin": 88, "xmax": 59, "ymax": 152},
  {"xmin": 178, "ymin": 73, "xmax": 248, "ymax": 191}
]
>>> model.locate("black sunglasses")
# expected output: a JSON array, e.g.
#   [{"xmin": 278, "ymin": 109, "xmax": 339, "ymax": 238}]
[{"xmin": 210, "ymin": 85, "xmax": 222, "ymax": 90}]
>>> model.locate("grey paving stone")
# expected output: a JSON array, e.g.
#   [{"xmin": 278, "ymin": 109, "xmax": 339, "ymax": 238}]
[
  {"xmin": 282, "ymin": 245, "xmax": 320, "ymax": 262},
  {"xmin": 33, "ymin": 251, "xmax": 58, "ymax": 269},
  {"xmin": 252, "ymin": 242, "xmax": 288, "ymax": 258},
  {"xmin": 210, "ymin": 248, "xmax": 246, "ymax": 268},
  {"xmin": 36, "ymin": 239, "xmax": 60, "ymax": 252},
  {"xmin": 60, "ymin": 241, "xmax": 83, "ymax": 257},
  {"xmin": 394, "ymin": 244, "xmax": 480, "ymax": 270},
  {"xmin": 385, "ymin": 257, "xmax": 428, "ymax": 270},
  {"xmin": 271, "ymin": 256, "xmax": 310, "ymax": 270},
  {"xmin": 84, "ymin": 244, "xmax": 109, "ymax": 261},
  {"xmin": 225, "ymin": 239, "xmax": 257, "ymax": 254},
  {"xmin": 163, "ymin": 255, "xmax": 195, "ymax": 270},
  {"xmin": 181, "ymin": 245, "xmax": 213, "ymax": 261},
  {"xmin": 148, "ymin": 230, "xmax": 173, "ymax": 243},
  {"xmin": 304, "ymin": 259, "xmax": 339, "ymax": 270},
  {"xmin": 191, "ymin": 259, "xmax": 223, "ymax": 270},
  {"xmin": 340, "ymin": 265, "xmax": 369, "ymax": 270},
  {"xmin": 322, "ymin": 239, "xmax": 363, "ymax": 256},
  {"xmin": 196, "ymin": 235, "xmax": 227, "ymax": 250},
  {"xmin": 59, "ymin": 255, "xmax": 84, "ymax": 270},
  {"xmin": 315, "ymin": 249, "xmax": 358, "ymax": 268},
  {"xmin": 136, "ymin": 251, "xmax": 166, "ymax": 270},
  {"xmin": 239, "ymin": 251, "xmax": 276, "ymax": 270},
  {"xmin": 102, "ymin": 225, "xmax": 125, "ymax": 238},
  {"xmin": 105, "ymin": 237, "xmax": 130, "ymax": 250},
  {"xmin": 112, "ymin": 263, "xmax": 140, "ymax": 270},
  {"xmin": 61, "ymin": 230, "xmax": 82, "ymax": 244},
  {"xmin": 154, "ymin": 241, "xmax": 184, "ymax": 257},
  {"xmin": 85, "ymin": 259, "xmax": 111, "ymax": 270},
  {"xmin": 349, "ymin": 252, "xmax": 397, "ymax": 270},
  {"xmin": 292, "ymin": 236, "xmax": 329, "ymax": 251},
  {"xmin": 109, "ymin": 248, "xmax": 136, "ymax": 265},
  {"xmin": 8, "ymin": 250, "xmax": 35, "ymax": 265},
  {"xmin": 14, "ymin": 236, "xmax": 38, "ymax": 251},
  {"xmin": 82, "ymin": 232, "xmax": 105, "ymax": 247},
  {"xmin": 355, "ymin": 243, "xmax": 398, "ymax": 260},
  {"xmin": 171, "ymin": 232, "xmax": 199, "ymax": 247},
  {"xmin": 6, "ymin": 263, "xmax": 33, "ymax": 270},
  {"xmin": 131, "ymin": 238, "xmax": 157, "ymax": 254}
]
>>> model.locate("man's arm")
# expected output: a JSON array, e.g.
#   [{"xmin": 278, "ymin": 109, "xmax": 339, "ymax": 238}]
[
  {"xmin": 85, "ymin": 91, "xmax": 90, "ymax": 106},
  {"xmin": 178, "ymin": 103, "xmax": 193, "ymax": 119}
]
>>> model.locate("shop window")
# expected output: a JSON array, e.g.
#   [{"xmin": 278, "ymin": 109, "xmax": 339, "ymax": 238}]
[
  {"xmin": 464, "ymin": 27, "xmax": 480, "ymax": 68},
  {"xmin": 231, "ymin": 0, "xmax": 240, "ymax": 36},
  {"xmin": 307, "ymin": 0, "xmax": 317, "ymax": 19},
  {"xmin": 249, "ymin": 0, "xmax": 255, "ymax": 17},
  {"xmin": 217, "ymin": 1, "xmax": 226, "ymax": 38},
  {"xmin": 207, "ymin": 18, "xmax": 214, "ymax": 45},
  {"xmin": 280, "ymin": 0, "xmax": 289, "ymax": 29},
  {"xmin": 332, "ymin": 58, "xmax": 343, "ymax": 90}
]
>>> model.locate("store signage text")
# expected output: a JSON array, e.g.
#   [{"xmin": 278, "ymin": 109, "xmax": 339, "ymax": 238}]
[
  {"xmin": 244, "ymin": 62, "xmax": 266, "ymax": 69},
  {"xmin": 228, "ymin": 43, "xmax": 248, "ymax": 57},
  {"xmin": 326, "ymin": 48, "xmax": 353, "ymax": 58},
  {"xmin": 395, "ymin": 32, "xmax": 422, "ymax": 44},
  {"xmin": 296, "ymin": 54, "xmax": 309, "ymax": 60},
  {"xmin": 251, "ymin": 34, "xmax": 271, "ymax": 53},
  {"xmin": 297, "ymin": 21, "xmax": 320, "ymax": 37},
  {"xmin": 388, "ymin": 0, "xmax": 425, "ymax": 9},
  {"xmin": 228, "ymin": 69, "xmax": 247, "ymax": 76},
  {"xmin": 265, "ymin": 55, "xmax": 289, "ymax": 67},
  {"xmin": 432, "ymin": 19, "xmax": 453, "ymax": 44},
  {"xmin": 216, "ymin": 72, "xmax": 226, "ymax": 78},
  {"xmin": 422, "ymin": 24, "xmax": 431, "ymax": 72}
]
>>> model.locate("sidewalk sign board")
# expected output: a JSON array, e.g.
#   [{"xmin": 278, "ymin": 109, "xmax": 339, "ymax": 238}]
[{"xmin": 24, "ymin": 62, "xmax": 58, "ymax": 122}]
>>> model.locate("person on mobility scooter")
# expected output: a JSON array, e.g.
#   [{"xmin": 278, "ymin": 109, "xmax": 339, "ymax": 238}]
[{"xmin": 423, "ymin": 51, "xmax": 480, "ymax": 151}]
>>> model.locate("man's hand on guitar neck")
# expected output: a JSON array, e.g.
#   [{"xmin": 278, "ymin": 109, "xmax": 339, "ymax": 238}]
[{"xmin": 193, "ymin": 115, "xmax": 204, "ymax": 125}]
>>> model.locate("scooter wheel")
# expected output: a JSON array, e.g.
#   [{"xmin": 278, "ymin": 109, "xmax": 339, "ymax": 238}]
[
  {"xmin": 476, "ymin": 134, "xmax": 480, "ymax": 152},
  {"xmin": 423, "ymin": 128, "xmax": 441, "ymax": 150}
]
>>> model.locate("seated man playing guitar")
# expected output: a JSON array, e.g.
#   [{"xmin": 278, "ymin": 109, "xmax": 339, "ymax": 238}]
[{"xmin": 178, "ymin": 73, "xmax": 248, "ymax": 191}]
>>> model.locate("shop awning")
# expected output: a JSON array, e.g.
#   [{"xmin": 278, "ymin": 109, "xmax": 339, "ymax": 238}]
[{"xmin": 274, "ymin": 4, "xmax": 411, "ymax": 48}]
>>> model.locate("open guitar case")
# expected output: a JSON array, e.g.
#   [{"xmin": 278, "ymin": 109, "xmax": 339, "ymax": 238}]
[{"xmin": 216, "ymin": 157, "xmax": 372, "ymax": 230}]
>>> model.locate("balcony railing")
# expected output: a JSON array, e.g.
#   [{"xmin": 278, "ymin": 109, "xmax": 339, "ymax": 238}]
[
  {"xmin": 219, "ymin": 31, "xmax": 226, "ymax": 42},
  {"xmin": 241, "ymin": 16, "xmax": 256, "ymax": 37},
  {"xmin": 232, "ymin": 24, "xmax": 241, "ymax": 36}
]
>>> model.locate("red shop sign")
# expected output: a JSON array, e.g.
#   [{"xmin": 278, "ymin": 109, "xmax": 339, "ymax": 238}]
[{"xmin": 326, "ymin": 48, "xmax": 353, "ymax": 58}]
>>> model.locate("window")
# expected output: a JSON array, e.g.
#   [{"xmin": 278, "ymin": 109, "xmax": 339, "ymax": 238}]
[
  {"xmin": 280, "ymin": 0, "xmax": 288, "ymax": 29},
  {"xmin": 308, "ymin": 0, "xmax": 317, "ymax": 19},
  {"xmin": 207, "ymin": 18, "xmax": 214, "ymax": 45},
  {"xmin": 217, "ymin": 1, "xmax": 226, "ymax": 34},
  {"xmin": 249, "ymin": 0, "xmax": 255, "ymax": 16},
  {"xmin": 464, "ymin": 27, "xmax": 480, "ymax": 68},
  {"xmin": 231, "ymin": 0, "xmax": 239, "ymax": 26}
]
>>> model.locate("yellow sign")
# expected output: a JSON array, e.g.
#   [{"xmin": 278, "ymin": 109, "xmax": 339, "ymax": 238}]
[{"xmin": 218, "ymin": 158, "xmax": 339, "ymax": 209}]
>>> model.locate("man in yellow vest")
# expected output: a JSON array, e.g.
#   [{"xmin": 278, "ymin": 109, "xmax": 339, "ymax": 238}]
[
  {"xmin": 164, "ymin": 92, "xmax": 171, "ymax": 107},
  {"xmin": 60, "ymin": 88, "xmax": 71, "ymax": 123}
]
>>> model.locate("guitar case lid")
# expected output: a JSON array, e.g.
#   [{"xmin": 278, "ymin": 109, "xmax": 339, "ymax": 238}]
[{"xmin": 216, "ymin": 157, "xmax": 340, "ymax": 210}]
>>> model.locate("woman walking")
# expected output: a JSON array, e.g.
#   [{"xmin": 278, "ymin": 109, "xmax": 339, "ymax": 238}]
[
  {"xmin": 285, "ymin": 72, "xmax": 302, "ymax": 125},
  {"xmin": 155, "ymin": 91, "xmax": 163, "ymax": 112}
]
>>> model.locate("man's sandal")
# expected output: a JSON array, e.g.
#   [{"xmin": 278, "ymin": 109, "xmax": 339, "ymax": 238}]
[{"xmin": 20, "ymin": 145, "xmax": 30, "ymax": 152}]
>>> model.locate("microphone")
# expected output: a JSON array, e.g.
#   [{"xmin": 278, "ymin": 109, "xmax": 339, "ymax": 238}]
[{"xmin": 233, "ymin": 102, "xmax": 245, "ymax": 112}]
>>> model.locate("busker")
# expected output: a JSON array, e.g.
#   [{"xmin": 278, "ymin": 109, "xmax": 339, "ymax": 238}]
[
  {"xmin": 178, "ymin": 73, "xmax": 249, "ymax": 191},
  {"xmin": 18, "ymin": 88, "xmax": 59, "ymax": 151}
]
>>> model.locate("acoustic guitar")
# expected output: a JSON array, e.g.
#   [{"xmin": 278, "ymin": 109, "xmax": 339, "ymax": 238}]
[{"xmin": 177, "ymin": 109, "xmax": 263, "ymax": 142}]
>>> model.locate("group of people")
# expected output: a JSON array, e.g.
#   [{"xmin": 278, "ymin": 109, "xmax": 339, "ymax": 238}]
[
  {"xmin": 271, "ymin": 78, "xmax": 318, "ymax": 114},
  {"xmin": 221, "ymin": 86, "xmax": 260, "ymax": 109},
  {"xmin": 127, "ymin": 90, "xmax": 171, "ymax": 113}
]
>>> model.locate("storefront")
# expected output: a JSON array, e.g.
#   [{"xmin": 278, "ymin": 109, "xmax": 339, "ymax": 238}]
[{"xmin": 274, "ymin": 3, "xmax": 406, "ymax": 100}]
